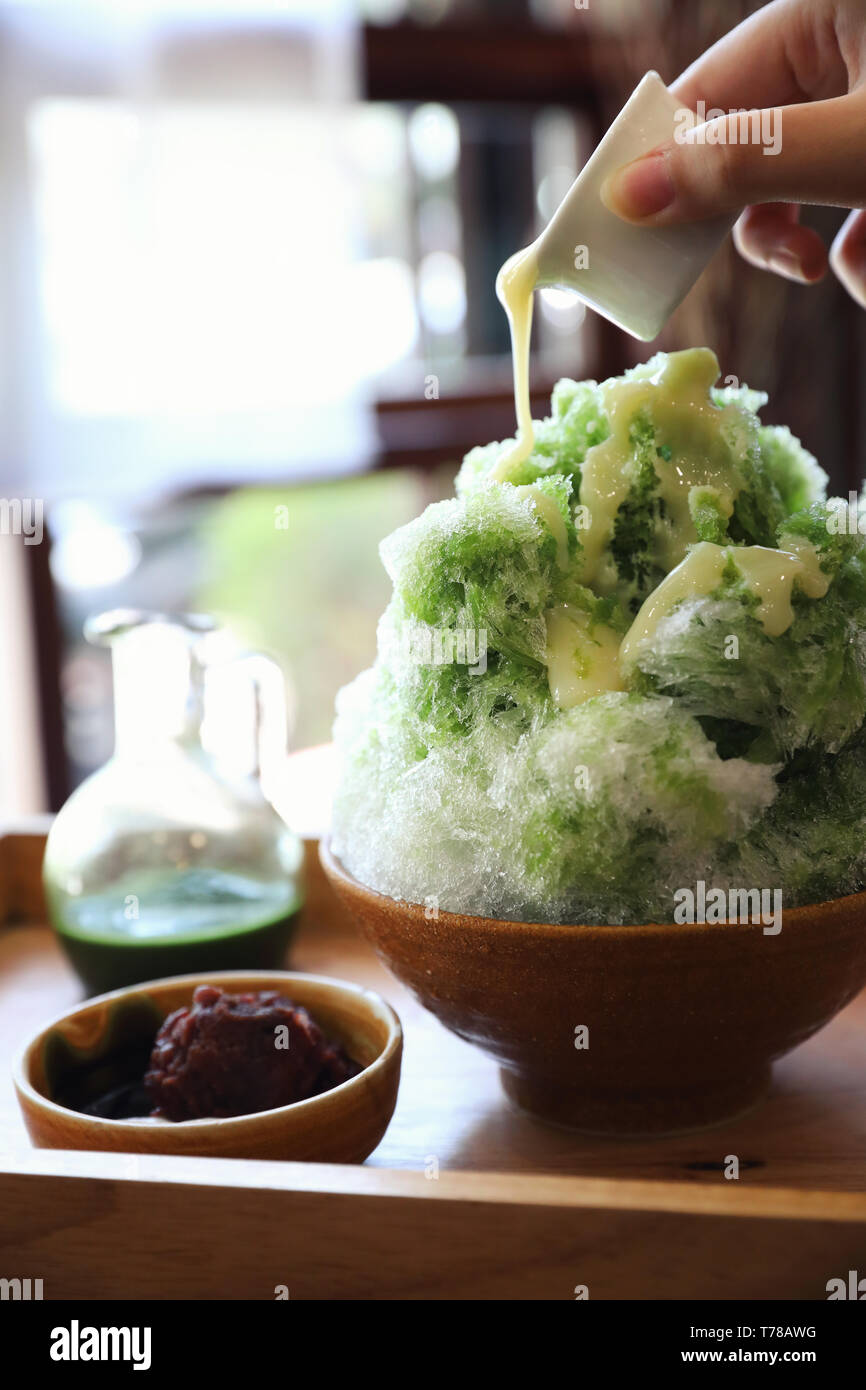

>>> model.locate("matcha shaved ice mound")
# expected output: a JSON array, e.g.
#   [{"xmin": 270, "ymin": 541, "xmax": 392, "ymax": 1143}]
[{"xmin": 332, "ymin": 347, "xmax": 866, "ymax": 924}]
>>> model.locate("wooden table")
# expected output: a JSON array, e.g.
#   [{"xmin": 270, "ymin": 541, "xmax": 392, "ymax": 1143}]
[{"xmin": 2, "ymin": 825, "xmax": 865, "ymax": 1300}]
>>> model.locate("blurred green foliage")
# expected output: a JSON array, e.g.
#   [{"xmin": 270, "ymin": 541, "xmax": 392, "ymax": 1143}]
[{"xmin": 198, "ymin": 470, "xmax": 448, "ymax": 748}]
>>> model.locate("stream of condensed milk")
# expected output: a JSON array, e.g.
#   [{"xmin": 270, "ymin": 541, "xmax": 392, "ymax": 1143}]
[{"xmin": 490, "ymin": 243, "xmax": 540, "ymax": 482}]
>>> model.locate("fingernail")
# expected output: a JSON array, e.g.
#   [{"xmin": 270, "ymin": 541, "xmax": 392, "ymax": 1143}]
[
  {"xmin": 768, "ymin": 249, "xmax": 807, "ymax": 283},
  {"xmin": 847, "ymin": 275, "xmax": 866, "ymax": 309},
  {"xmin": 601, "ymin": 152, "xmax": 676, "ymax": 221}
]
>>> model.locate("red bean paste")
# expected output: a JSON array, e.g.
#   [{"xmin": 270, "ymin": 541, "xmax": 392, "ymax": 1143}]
[{"xmin": 144, "ymin": 985, "xmax": 360, "ymax": 1121}]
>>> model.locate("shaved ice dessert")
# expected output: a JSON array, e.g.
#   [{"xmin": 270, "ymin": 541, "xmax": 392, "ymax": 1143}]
[{"xmin": 332, "ymin": 347, "xmax": 866, "ymax": 925}]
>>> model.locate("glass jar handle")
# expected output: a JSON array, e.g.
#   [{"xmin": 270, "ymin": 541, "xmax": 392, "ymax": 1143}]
[
  {"xmin": 236, "ymin": 652, "xmax": 289, "ymax": 798},
  {"xmin": 198, "ymin": 637, "xmax": 289, "ymax": 799}
]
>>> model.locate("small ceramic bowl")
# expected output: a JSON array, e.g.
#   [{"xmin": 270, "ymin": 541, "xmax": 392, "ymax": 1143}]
[
  {"xmin": 14, "ymin": 969, "xmax": 402, "ymax": 1163},
  {"xmin": 321, "ymin": 842, "xmax": 866, "ymax": 1136}
]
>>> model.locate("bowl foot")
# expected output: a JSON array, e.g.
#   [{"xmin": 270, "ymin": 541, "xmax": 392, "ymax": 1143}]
[{"xmin": 500, "ymin": 1064, "xmax": 772, "ymax": 1137}]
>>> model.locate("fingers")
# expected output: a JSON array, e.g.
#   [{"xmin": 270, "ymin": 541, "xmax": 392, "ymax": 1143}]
[
  {"xmin": 600, "ymin": 94, "xmax": 866, "ymax": 226},
  {"xmin": 733, "ymin": 203, "xmax": 828, "ymax": 283},
  {"xmin": 670, "ymin": 0, "xmax": 835, "ymax": 111},
  {"xmin": 728, "ymin": 203, "xmax": 866, "ymax": 306},
  {"xmin": 830, "ymin": 208, "xmax": 866, "ymax": 307}
]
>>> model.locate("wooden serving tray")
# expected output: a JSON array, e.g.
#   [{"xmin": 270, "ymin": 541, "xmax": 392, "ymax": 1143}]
[{"xmin": 1, "ymin": 823, "xmax": 866, "ymax": 1300}]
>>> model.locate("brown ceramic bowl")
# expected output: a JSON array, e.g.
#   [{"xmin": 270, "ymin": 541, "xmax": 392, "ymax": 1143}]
[
  {"xmin": 321, "ymin": 842, "xmax": 866, "ymax": 1135},
  {"xmin": 14, "ymin": 969, "xmax": 402, "ymax": 1162}
]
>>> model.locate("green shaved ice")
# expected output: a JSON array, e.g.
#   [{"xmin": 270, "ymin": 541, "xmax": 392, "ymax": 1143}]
[
  {"xmin": 778, "ymin": 502, "xmax": 864, "ymax": 570},
  {"xmin": 381, "ymin": 475, "xmax": 577, "ymax": 666},
  {"xmin": 759, "ymin": 425, "xmax": 829, "ymax": 514},
  {"xmin": 711, "ymin": 382, "xmax": 769, "ymax": 415},
  {"xmin": 333, "ymin": 348, "xmax": 866, "ymax": 923},
  {"xmin": 630, "ymin": 507, "xmax": 866, "ymax": 758},
  {"xmin": 732, "ymin": 729, "xmax": 866, "ymax": 904},
  {"xmin": 455, "ymin": 378, "xmax": 610, "ymax": 495},
  {"xmin": 514, "ymin": 695, "xmax": 778, "ymax": 922},
  {"xmin": 333, "ymin": 684, "xmax": 779, "ymax": 924},
  {"xmin": 726, "ymin": 440, "xmax": 786, "ymax": 548},
  {"xmin": 689, "ymin": 487, "xmax": 731, "ymax": 544},
  {"xmin": 630, "ymin": 585, "xmax": 866, "ymax": 760}
]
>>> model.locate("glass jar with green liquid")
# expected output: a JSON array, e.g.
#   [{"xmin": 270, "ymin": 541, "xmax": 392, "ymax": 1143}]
[{"xmin": 43, "ymin": 611, "xmax": 304, "ymax": 995}]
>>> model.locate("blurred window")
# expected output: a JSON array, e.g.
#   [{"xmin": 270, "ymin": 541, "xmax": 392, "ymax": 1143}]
[
  {"xmin": 29, "ymin": 100, "xmax": 420, "ymax": 416},
  {"xmin": 1, "ymin": 0, "xmax": 604, "ymax": 804}
]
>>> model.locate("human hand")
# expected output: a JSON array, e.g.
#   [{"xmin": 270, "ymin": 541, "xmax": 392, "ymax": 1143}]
[{"xmin": 600, "ymin": 0, "xmax": 866, "ymax": 306}]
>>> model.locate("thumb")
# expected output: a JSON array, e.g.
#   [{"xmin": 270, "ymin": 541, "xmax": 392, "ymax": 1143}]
[{"xmin": 600, "ymin": 95, "xmax": 866, "ymax": 225}]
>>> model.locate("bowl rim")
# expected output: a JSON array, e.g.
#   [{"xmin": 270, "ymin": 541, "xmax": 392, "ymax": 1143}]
[
  {"xmin": 320, "ymin": 837, "xmax": 866, "ymax": 940},
  {"xmin": 13, "ymin": 968, "xmax": 402, "ymax": 1132}
]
